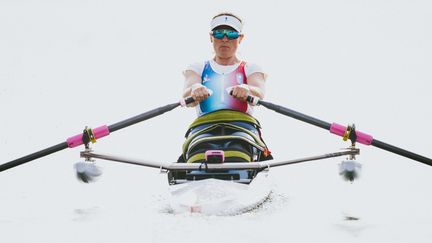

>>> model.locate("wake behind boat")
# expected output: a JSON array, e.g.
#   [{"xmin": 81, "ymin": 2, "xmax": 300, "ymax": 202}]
[{"xmin": 169, "ymin": 172, "xmax": 271, "ymax": 215}]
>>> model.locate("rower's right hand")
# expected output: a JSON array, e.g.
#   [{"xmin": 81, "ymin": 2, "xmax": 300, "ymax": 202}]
[{"xmin": 191, "ymin": 83, "xmax": 211, "ymax": 103}]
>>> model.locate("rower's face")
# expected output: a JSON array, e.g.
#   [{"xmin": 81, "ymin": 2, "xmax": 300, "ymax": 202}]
[{"xmin": 210, "ymin": 30, "xmax": 243, "ymax": 59}]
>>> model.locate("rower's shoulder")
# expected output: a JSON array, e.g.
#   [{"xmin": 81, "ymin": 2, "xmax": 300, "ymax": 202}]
[
  {"xmin": 243, "ymin": 61, "xmax": 266, "ymax": 79},
  {"xmin": 183, "ymin": 61, "xmax": 207, "ymax": 76},
  {"xmin": 184, "ymin": 61, "xmax": 206, "ymax": 77}
]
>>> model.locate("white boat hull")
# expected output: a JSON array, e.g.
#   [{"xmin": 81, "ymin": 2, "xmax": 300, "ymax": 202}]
[{"xmin": 168, "ymin": 172, "xmax": 272, "ymax": 215}]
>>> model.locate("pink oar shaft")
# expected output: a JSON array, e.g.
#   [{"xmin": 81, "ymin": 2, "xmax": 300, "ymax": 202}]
[
  {"xmin": 329, "ymin": 123, "xmax": 373, "ymax": 145},
  {"xmin": 66, "ymin": 125, "xmax": 110, "ymax": 148}
]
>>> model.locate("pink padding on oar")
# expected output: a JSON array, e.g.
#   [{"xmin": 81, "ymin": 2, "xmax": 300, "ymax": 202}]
[
  {"xmin": 93, "ymin": 125, "xmax": 110, "ymax": 139},
  {"xmin": 329, "ymin": 123, "xmax": 346, "ymax": 137},
  {"xmin": 66, "ymin": 125, "xmax": 110, "ymax": 148},
  {"xmin": 330, "ymin": 123, "xmax": 373, "ymax": 145},
  {"xmin": 356, "ymin": 130, "xmax": 374, "ymax": 145},
  {"xmin": 180, "ymin": 98, "xmax": 187, "ymax": 107}
]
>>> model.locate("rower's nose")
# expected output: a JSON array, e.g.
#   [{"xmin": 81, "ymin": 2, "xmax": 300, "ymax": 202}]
[{"xmin": 222, "ymin": 35, "xmax": 229, "ymax": 42}]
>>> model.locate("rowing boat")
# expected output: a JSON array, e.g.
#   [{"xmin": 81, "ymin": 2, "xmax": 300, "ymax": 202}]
[
  {"xmin": 168, "ymin": 172, "xmax": 271, "ymax": 215},
  {"xmin": 78, "ymin": 147, "xmax": 357, "ymax": 214},
  {"xmin": 1, "ymin": 95, "xmax": 431, "ymax": 215}
]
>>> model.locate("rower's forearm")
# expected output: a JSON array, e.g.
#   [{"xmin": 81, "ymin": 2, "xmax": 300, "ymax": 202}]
[
  {"xmin": 183, "ymin": 87, "xmax": 192, "ymax": 98},
  {"xmin": 248, "ymin": 85, "xmax": 265, "ymax": 99}
]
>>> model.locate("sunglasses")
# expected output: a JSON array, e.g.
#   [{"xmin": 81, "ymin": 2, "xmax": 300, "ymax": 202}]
[{"xmin": 211, "ymin": 29, "xmax": 241, "ymax": 40}]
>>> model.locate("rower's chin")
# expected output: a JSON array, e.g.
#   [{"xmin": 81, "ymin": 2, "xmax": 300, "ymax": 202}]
[{"xmin": 217, "ymin": 47, "xmax": 233, "ymax": 55}]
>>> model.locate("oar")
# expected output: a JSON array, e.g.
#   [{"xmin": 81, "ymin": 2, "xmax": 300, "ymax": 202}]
[
  {"xmin": 246, "ymin": 96, "xmax": 432, "ymax": 167},
  {"xmin": 0, "ymin": 97, "xmax": 195, "ymax": 172}
]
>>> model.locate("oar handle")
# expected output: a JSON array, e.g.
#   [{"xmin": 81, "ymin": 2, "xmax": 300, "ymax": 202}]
[
  {"xmin": 180, "ymin": 96, "xmax": 195, "ymax": 107},
  {"xmin": 228, "ymin": 91, "xmax": 260, "ymax": 106}
]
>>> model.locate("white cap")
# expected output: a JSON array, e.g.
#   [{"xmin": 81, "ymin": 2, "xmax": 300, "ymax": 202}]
[{"xmin": 210, "ymin": 15, "xmax": 243, "ymax": 32}]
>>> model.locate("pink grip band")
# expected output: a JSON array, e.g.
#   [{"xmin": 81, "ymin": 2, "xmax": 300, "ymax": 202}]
[
  {"xmin": 66, "ymin": 125, "xmax": 110, "ymax": 148},
  {"xmin": 180, "ymin": 98, "xmax": 187, "ymax": 107},
  {"xmin": 329, "ymin": 123, "xmax": 373, "ymax": 145}
]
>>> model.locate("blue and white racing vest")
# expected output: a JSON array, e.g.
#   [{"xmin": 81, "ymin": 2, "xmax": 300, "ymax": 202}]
[{"xmin": 197, "ymin": 61, "xmax": 250, "ymax": 116}]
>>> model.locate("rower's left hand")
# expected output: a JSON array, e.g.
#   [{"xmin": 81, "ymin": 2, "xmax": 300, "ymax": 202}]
[{"xmin": 231, "ymin": 84, "xmax": 250, "ymax": 101}]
